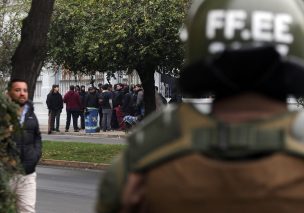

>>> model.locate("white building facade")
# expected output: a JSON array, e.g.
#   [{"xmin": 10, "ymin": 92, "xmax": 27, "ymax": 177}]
[{"xmin": 33, "ymin": 66, "xmax": 174, "ymax": 126}]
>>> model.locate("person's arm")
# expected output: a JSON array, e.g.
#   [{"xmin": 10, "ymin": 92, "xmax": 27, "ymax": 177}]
[
  {"xmin": 33, "ymin": 114, "xmax": 42, "ymax": 163},
  {"xmin": 84, "ymin": 94, "xmax": 89, "ymax": 108},
  {"xmin": 77, "ymin": 93, "xmax": 82, "ymax": 108},
  {"xmin": 63, "ymin": 93, "xmax": 67, "ymax": 103},
  {"xmin": 109, "ymin": 95, "xmax": 113, "ymax": 109},
  {"xmin": 98, "ymin": 93, "xmax": 104, "ymax": 107},
  {"xmin": 46, "ymin": 94, "xmax": 51, "ymax": 109},
  {"xmin": 59, "ymin": 94, "xmax": 64, "ymax": 110},
  {"xmin": 122, "ymin": 94, "xmax": 130, "ymax": 113},
  {"xmin": 136, "ymin": 92, "xmax": 143, "ymax": 107}
]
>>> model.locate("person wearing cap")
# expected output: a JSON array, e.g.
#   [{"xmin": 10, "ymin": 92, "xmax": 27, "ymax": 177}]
[{"xmin": 96, "ymin": 0, "xmax": 304, "ymax": 212}]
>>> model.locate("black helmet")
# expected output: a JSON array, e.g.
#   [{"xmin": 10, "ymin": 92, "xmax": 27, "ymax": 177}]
[{"xmin": 180, "ymin": 0, "xmax": 304, "ymax": 100}]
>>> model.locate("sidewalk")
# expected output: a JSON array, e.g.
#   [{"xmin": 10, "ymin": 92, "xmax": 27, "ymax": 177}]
[{"xmin": 39, "ymin": 124, "xmax": 127, "ymax": 138}]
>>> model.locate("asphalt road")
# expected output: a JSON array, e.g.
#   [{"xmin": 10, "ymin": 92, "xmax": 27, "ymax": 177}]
[
  {"xmin": 42, "ymin": 134, "xmax": 126, "ymax": 144},
  {"xmin": 36, "ymin": 166, "xmax": 104, "ymax": 213}
]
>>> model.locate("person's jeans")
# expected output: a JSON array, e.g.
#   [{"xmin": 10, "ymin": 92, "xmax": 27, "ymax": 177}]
[
  {"xmin": 99, "ymin": 108, "xmax": 103, "ymax": 129},
  {"xmin": 66, "ymin": 109, "xmax": 80, "ymax": 130},
  {"xmin": 50, "ymin": 109, "xmax": 61, "ymax": 131},
  {"xmin": 102, "ymin": 108, "xmax": 112, "ymax": 131},
  {"xmin": 9, "ymin": 172, "xmax": 37, "ymax": 213},
  {"xmin": 80, "ymin": 110, "xmax": 85, "ymax": 129},
  {"xmin": 115, "ymin": 106, "xmax": 125, "ymax": 130}
]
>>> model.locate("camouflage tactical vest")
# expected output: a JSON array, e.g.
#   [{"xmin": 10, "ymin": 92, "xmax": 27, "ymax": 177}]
[{"xmin": 97, "ymin": 103, "xmax": 304, "ymax": 213}]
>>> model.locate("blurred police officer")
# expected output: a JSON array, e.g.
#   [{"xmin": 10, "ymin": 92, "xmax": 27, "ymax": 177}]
[{"xmin": 96, "ymin": 0, "xmax": 304, "ymax": 212}]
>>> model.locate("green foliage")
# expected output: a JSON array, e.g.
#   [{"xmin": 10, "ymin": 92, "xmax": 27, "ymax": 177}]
[
  {"xmin": 0, "ymin": 0, "xmax": 30, "ymax": 78},
  {"xmin": 0, "ymin": 93, "xmax": 21, "ymax": 213},
  {"xmin": 43, "ymin": 141, "xmax": 126, "ymax": 164},
  {"xmin": 48, "ymin": 0, "xmax": 189, "ymax": 75}
]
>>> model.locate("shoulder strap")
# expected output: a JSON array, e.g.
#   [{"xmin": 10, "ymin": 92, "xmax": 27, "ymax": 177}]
[
  {"xmin": 126, "ymin": 103, "xmax": 303, "ymax": 171},
  {"xmin": 98, "ymin": 107, "xmax": 304, "ymax": 213},
  {"xmin": 126, "ymin": 103, "xmax": 215, "ymax": 171}
]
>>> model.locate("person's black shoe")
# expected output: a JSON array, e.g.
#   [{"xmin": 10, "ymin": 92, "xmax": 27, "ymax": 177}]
[
  {"xmin": 74, "ymin": 129, "xmax": 79, "ymax": 132},
  {"xmin": 65, "ymin": 129, "xmax": 69, "ymax": 132},
  {"xmin": 55, "ymin": 129, "xmax": 60, "ymax": 132},
  {"xmin": 48, "ymin": 130, "xmax": 52, "ymax": 134}
]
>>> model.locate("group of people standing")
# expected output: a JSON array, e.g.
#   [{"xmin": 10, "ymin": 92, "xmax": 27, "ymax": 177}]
[{"xmin": 46, "ymin": 82, "xmax": 158, "ymax": 133}]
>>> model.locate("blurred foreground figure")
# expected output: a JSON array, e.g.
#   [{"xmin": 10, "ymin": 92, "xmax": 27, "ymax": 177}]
[
  {"xmin": 96, "ymin": 0, "xmax": 304, "ymax": 212},
  {"xmin": 0, "ymin": 92, "xmax": 20, "ymax": 212}
]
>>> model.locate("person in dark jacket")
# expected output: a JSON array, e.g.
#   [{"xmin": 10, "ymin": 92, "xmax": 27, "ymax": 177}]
[
  {"xmin": 46, "ymin": 84, "xmax": 63, "ymax": 134},
  {"xmin": 79, "ymin": 85, "xmax": 87, "ymax": 130},
  {"xmin": 97, "ymin": 84, "xmax": 103, "ymax": 129},
  {"xmin": 168, "ymin": 86, "xmax": 183, "ymax": 104},
  {"xmin": 122, "ymin": 86, "xmax": 136, "ymax": 116},
  {"xmin": 63, "ymin": 85, "xmax": 81, "ymax": 132},
  {"xmin": 113, "ymin": 83, "xmax": 125, "ymax": 130},
  {"xmin": 84, "ymin": 86, "xmax": 99, "ymax": 108},
  {"xmin": 99, "ymin": 84, "xmax": 113, "ymax": 131},
  {"xmin": 134, "ymin": 84, "xmax": 144, "ymax": 116},
  {"xmin": 7, "ymin": 79, "xmax": 42, "ymax": 213},
  {"xmin": 83, "ymin": 87, "xmax": 100, "ymax": 132}
]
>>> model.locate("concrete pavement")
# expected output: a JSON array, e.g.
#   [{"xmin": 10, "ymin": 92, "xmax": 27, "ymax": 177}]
[
  {"xmin": 39, "ymin": 124, "xmax": 127, "ymax": 138},
  {"xmin": 36, "ymin": 166, "xmax": 103, "ymax": 213}
]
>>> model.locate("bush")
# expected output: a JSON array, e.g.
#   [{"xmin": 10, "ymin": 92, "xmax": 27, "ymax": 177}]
[{"xmin": 0, "ymin": 93, "xmax": 21, "ymax": 212}]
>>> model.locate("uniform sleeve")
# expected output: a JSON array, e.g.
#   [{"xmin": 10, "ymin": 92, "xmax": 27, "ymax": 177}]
[{"xmin": 96, "ymin": 154, "xmax": 127, "ymax": 213}]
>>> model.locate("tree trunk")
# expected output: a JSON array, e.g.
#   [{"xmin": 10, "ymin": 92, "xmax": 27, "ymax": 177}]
[
  {"xmin": 137, "ymin": 67, "xmax": 156, "ymax": 117},
  {"xmin": 11, "ymin": 0, "xmax": 55, "ymax": 100}
]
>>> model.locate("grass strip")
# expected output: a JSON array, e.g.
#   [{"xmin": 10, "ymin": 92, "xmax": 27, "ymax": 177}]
[{"xmin": 42, "ymin": 141, "xmax": 126, "ymax": 164}]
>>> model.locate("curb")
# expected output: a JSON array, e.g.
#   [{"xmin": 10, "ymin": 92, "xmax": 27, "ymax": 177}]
[
  {"xmin": 40, "ymin": 131, "xmax": 127, "ymax": 138},
  {"xmin": 39, "ymin": 159, "xmax": 111, "ymax": 170}
]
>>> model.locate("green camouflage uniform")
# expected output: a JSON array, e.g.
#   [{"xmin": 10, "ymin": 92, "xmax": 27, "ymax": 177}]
[{"xmin": 96, "ymin": 102, "xmax": 304, "ymax": 213}]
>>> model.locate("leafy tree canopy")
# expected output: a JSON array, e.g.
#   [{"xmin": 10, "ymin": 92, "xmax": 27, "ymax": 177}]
[
  {"xmin": 0, "ymin": 0, "xmax": 30, "ymax": 78},
  {"xmin": 49, "ymin": 0, "xmax": 189, "ymax": 115},
  {"xmin": 48, "ymin": 0, "xmax": 188, "ymax": 76}
]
